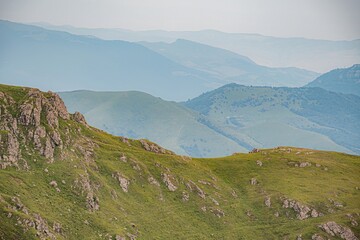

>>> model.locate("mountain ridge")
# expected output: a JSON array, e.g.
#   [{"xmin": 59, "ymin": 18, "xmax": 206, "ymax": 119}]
[{"xmin": 59, "ymin": 84, "xmax": 359, "ymax": 157}]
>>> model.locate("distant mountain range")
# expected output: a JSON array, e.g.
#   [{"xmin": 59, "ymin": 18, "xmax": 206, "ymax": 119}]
[
  {"xmin": 0, "ymin": 20, "xmax": 220, "ymax": 101},
  {"xmin": 0, "ymin": 20, "xmax": 320, "ymax": 101},
  {"xmin": 34, "ymin": 22, "xmax": 360, "ymax": 72},
  {"xmin": 60, "ymin": 83, "xmax": 360, "ymax": 157},
  {"xmin": 306, "ymin": 64, "xmax": 360, "ymax": 96},
  {"xmin": 140, "ymin": 39, "xmax": 319, "ymax": 87}
]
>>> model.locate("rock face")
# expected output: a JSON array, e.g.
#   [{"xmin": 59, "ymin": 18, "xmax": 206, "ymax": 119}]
[
  {"xmin": 282, "ymin": 197, "xmax": 319, "ymax": 220},
  {"xmin": 320, "ymin": 221, "xmax": 358, "ymax": 240},
  {"xmin": 8, "ymin": 196, "xmax": 57, "ymax": 239},
  {"xmin": 161, "ymin": 173, "xmax": 177, "ymax": 191},
  {"xmin": 0, "ymin": 88, "xmax": 87, "ymax": 169},
  {"xmin": 112, "ymin": 172, "xmax": 130, "ymax": 193},
  {"xmin": 186, "ymin": 180, "xmax": 206, "ymax": 199},
  {"xmin": 140, "ymin": 139, "xmax": 172, "ymax": 154},
  {"xmin": 73, "ymin": 174, "xmax": 100, "ymax": 211},
  {"xmin": 72, "ymin": 111, "xmax": 87, "ymax": 125}
]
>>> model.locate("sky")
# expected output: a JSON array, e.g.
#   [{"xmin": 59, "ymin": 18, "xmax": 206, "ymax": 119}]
[{"xmin": 0, "ymin": 0, "xmax": 359, "ymax": 40}]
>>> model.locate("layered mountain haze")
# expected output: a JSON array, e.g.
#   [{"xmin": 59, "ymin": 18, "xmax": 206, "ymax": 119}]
[
  {"xmin": 60, "ymin": 84, "xmax": 360, "ymax": 157},
  {"xmin": 0, "ymin": 20, "xmax": 323, "ymax": 101},
  {"xmin": 0, "ymin": 20, "xmax": 222, "ymax": 101},
  {"xmin": 0, "ymin": 84, "xmax": 359, "ymax": 239},
  {"xmin": 140, "ymin": 39, "xmax": 319, "ymax": 87},
  {"xmin": 306, "ymin": 64, "xmax": 360, "ymax": 96},
  {"xmin": 34, "ymin": 23, "xmax": 360, "ymax": 72}
]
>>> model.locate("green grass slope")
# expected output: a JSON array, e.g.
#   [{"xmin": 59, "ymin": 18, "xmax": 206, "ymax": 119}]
[{"xmin": 0, "ymin": 84, "xmax": 359, "ymax": 239}]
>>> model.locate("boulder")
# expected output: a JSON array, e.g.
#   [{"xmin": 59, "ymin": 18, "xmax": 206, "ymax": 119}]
[{"xmin": 320, "ymin": 221, "xmax": 358, "ymax": 240}]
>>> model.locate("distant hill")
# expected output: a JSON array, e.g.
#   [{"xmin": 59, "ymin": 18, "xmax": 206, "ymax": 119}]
[
  {"xmin": 59, "ymin": 90, "xmax": 247, "ymax": 157},
  {"xmin": 185, "ymin": 84, "xmax": 360, "ymax": 154},
  {"xmin": 60, "ymin": 85, "xmax": 359, "ymax": 157},
  {"xmin": 0, "ymin": 20, "xmax": 222, "ymax": 101},
  {"xmin": 306, "ymin": 64, "xmax": 360, "ymax": 96},
  {"xmin": 140, "ymin": 39, "xmax": 319, "ymax": 87},
  {"xmin": 34, "ymin": 23, "xmax": 360, "ymax": 72}
]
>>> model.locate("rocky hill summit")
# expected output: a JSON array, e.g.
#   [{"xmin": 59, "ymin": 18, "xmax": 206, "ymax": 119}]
[
  {"xmin": 0, "ymin": 87, "xmax": 85, "ymax": 169},
  {"xmin": 0, "ymin": 84, "xmax": 359, "ymax": 239}
]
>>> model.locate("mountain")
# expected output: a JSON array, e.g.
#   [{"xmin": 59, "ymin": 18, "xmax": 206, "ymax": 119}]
[
  {"xmin": 0, "ymin": 20, "xmax": 222, "ymax": 101},
  {"xmin": 34, "ymin": 23, "xmax": 360, "ymax": 72},
  {"xmin": 59, "ymin": 90, "xmax": 247, "ymax": 157},
  {"xmin": 306, "ymin": 64, "xmax": 360, "ymax": 96},
  {"xmin": 60, "ymin": 85, "xmax": 358, "ymax": 157},
  {"xmin": 185, "ymin": 84, "xmax": 360, "ymax": 155},
  {"xmin": 1, "ymin": 84, "xmax": 359, "ymax": 239},
  {"xmin": 0, "ymin": 20, "xmax": 320, "ymax": 99},
  {"xmin": 140, "ymin": 39, "xmax": 319, "ymax": 87}
]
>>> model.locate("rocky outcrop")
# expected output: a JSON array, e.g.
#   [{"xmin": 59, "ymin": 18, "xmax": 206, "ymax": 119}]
[
  {"xmin": 0, "ymin": 88, "xmax": 91, "ymax": 167},
  {"xmin": 282, "ymin": 197, "xmax": 320, "ymax": 220},
  {"xmin": 7, "ymin": 196, "xmax": 57, "ymax": 239},
  {"xmin": 311, "ymin": 234, "xmax": 325, "ymax": 240},
  {"xmin": 73, "ymin": 174, "xmax": 100, "ymax": 211},
  {"xmin": 161, "ymin": 173, "xmax": 177, "ymax": 191},
  {"xmin": 147, "ymin": 176, "xmax": 160, "ymax": 187},
  {"xmin": 319, "ymin": 221, "xmax": 358, "ymax": 240},
  {"xmin": 140, "ymin": 139, "xmax": 172, "ymax": 154},
  {"xmin": 299, "ymin": 162, "xmax": 312, "ymax": 168},
  {"xmin": 112, "ymin": 172, "xmax": 130, "ymax": 193},
  {"xmin": 250, "ymin": 178, "xmax": 257, "ymax": 185},
  {"xmin": 210, "ymin": 208, "xmax": 225, "ymax": 218},
  {"xmin": 264, "ymin": 196, "xmax": 271, "ymax": 207},
  {"xmin": 72, "ymin": 111, "xmax": 87, "ymax": 125},
  {"xmin": 182, "ymin": 191, "xmax": 190, "ymax": 201},
  {"xmin": 346, "ymin": 213, "xmax": 359, "ymax": 226},
  {"xmin": 186, "ymin": 180, "xmax": 206, "ymax": 199}
]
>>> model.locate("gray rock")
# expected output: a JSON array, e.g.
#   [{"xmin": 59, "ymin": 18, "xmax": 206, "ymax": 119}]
[
  {"xmin": 320, "ymin": 221, "xmax": 358, "ymax": 240},
  {"xmin": 112, "ymin": 172, "xmax": 130, "ymax": 193},
  {"xmin": 162, "ymin": 173, "xmax": 178, "ymax": 191},
  {"xmin": 264, "ymin": 196, "xmax": 271, "ymax": 207},
  {"xmin": 250, "ymin": 178, "xmax": 257, "ymax": 185}
]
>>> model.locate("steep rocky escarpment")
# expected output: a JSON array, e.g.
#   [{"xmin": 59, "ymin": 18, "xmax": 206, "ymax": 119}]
[{"xmin": 0, "ymin": 87, "xmax": 90, "ymax": 169}]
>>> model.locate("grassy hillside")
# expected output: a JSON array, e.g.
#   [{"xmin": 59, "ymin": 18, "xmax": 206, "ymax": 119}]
[
  {"xmin": 0, "ymin": 84, "xmax": 359, "ymax": 239},
  {"xmin": 306, "ymin": 64, "xmax": 360, "ymax": 96},
  {"xmin": 185, "ymin": 84, "xmax": 360, "ymax": 154}
]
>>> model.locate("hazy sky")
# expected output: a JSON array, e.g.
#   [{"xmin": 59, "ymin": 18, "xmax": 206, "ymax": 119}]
[{"xmin": 0, "ymin": 0, "xmax": 359, "ymax": 40}]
